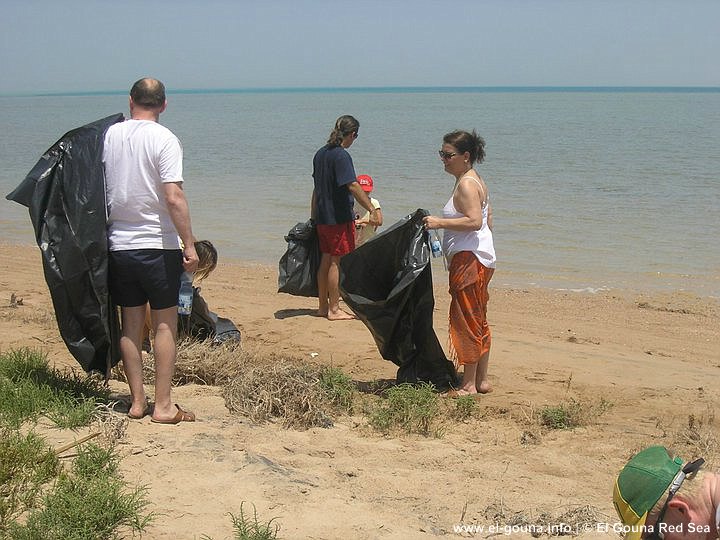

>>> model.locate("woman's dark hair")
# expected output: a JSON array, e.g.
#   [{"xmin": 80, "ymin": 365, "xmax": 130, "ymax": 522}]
[
  {"xmin": 443, "ymin": 130, "xmax": 486, "ymax": 165},
  {"xmin": 130, "ymin": 78, "xmax": 166, "ymax": 109},
  {"xmin": 327, "ymin": 115, "xmax": 359, "ymax": 146},
  {"xmin": 194, "ymin": 240, "xmax": 218, "ymax": 282}
]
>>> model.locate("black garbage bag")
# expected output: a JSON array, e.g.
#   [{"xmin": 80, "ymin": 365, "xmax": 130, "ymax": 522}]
[
  {"xmin": 6, "ymin": 114, "xmax": 125, "ymax": 376},
  {"xmin": 179, "ymin": 287, "xmax": 241, "ymax": 345},
  {"xmin": 278, "ymin": 219, "xmax": 320, "ymax": 297},
  {"xmin": 339, "ymin": 209, "xmax": 457, "ymax": 390}
]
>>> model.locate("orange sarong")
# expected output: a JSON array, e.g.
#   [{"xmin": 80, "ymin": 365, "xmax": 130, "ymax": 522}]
[{"xmin": 448, "ymin": 251, "xmax": 494, "ymax": 366}]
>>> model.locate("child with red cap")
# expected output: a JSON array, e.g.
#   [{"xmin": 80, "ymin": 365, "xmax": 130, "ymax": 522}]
[{"xmin": 354, "ymin": 174, "xmax": 383, "ymax": 246}]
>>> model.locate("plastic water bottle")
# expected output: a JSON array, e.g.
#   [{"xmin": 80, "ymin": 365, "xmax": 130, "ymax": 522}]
[
  {"xmin": 178, "ymin": 272, "xmax": 193, "ymax": 316},
  {"xmin": 430, "ymin": 232, "xmax": 442, "ymax": 258}
]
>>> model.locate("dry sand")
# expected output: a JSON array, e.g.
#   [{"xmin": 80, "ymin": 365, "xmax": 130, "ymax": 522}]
[{"xmin": 1, "ymin": 242, "xmax": 719, "ymax": 539}]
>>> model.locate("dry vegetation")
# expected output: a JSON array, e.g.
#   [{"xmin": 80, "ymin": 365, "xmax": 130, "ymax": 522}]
[
  {"xmin": 113, "ymin": 342, "xmax": 350, "ymax": 429},
  {"xmin": 223, "ymin": 358, "xmax": 336, "ymax": 428},
  {"xmin": 112, "ymin": 338, "xmax": 243, "ymax": 386},
  {"xmin": 656, "ymin": 405, "xmax": 720, "ymax": 468},
  {"xmin": 0, "ymin": 304, "xmax": 56, "ymax": 326},
  {"xmin": 482, "ymin": 499, "xmax": 614, "ymax": 537},
  {"xmin": 111, "ymin": 340, "xmax": 624, "ymax": 441}
]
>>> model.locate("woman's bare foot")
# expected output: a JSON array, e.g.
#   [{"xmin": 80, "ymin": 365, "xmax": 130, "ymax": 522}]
[
  {"xmin": 446, "ymin": 388, "xmax": 483, "ymax": 398},
  {"xmin": 477, "ymin": 380, "xmax": 493, "ymax": 394},
  {"xmin": 327, "ymin": 309, "xmax": 356, "ymax": 321}
]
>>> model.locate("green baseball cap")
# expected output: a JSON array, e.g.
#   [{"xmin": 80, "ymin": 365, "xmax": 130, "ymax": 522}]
[{"xmin": 613, "ymin": 446, "xmax": 683, "ymax": 540}]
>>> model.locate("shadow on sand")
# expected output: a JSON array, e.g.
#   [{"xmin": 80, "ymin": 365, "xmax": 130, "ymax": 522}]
[{"xmin": 273, "ymin": 308, "xmax": 318, "ymax": 320}]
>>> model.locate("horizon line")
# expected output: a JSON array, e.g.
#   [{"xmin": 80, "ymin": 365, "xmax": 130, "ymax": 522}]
[{"xmin": 3, "ymin": 85, "xmax": 720, "ymax": 98}]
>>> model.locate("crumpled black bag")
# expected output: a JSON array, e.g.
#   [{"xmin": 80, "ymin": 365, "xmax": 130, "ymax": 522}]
[
  {"xmin": 6, "ymin": 114, "xmax": 125, "ymax": 375},
  {"xmin": 339, "ymin": 209, "xmax": 457, "ymax": 390},
  {"xmin": 278, "ymin": 219, "xmax": 320, "ymax": 297},
  {"xmin": 179, "ymin": 287, "xmax": 241, "ymax": 345}
]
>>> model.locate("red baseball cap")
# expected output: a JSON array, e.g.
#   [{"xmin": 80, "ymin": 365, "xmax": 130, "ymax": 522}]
[{"xmin": 357, "ymin": 174, "xmax": 373, "ymax": 192}]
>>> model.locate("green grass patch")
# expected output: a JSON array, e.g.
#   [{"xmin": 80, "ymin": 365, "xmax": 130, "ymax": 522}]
[
  {"xmin": 319, "ymin": 367, "xmax": 355, "ymax": 412},
  {"xmin": 9, "ymin": 444, "xmax": 153, "ymax": 540},
  {"xmin": 0, "ymin": 348, "xmax": 109, "ymax": 429},
  {"xmin": 0, "ymin": 428, "xmax": 60, "ymax": 532},
  {"xmin": 368, "ymin": 382, "xmax": 441, "ymax": 436},
  {"xmin": 0, "ymin": 348, "xmax": 152, "ymax": 539},
  {"xmin": 450, "ymin": 395, "xmax": 478, "ymax": 421},
  {"xmin": 201, "ymin": 502, "xmax": 279, "ymax": 540},
  {"xmin": 540, "ymin": 403, "xmax": 578, "ymax": 429},
  {"xmin": 228, "ymin": 502, "xmax": 279, "ymax": 540},
  {"xmin": 539, "ymin": 397, "xmax": 612, "ymax": 430}
]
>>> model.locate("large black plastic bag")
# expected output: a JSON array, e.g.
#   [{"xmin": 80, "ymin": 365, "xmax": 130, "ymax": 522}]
[
  {"xmin": 339, "ymin": 209, "xmax": 457, "ymax": 390},
  {"xmin": 6, "ymin": 114, "xmax": 125, "ymax": 375},
  {"xmin": 179, "ymin": 287, "xmax": 241, "ymax": 345},
  {"xmin": 278, "ymin": 219, "xmax": 320, "ymax": 297}
]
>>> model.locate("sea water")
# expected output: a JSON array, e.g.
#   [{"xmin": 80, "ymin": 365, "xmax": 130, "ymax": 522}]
[{"xmin": 1, "ymin": 88, "xmax": 718, "ymax": 296}]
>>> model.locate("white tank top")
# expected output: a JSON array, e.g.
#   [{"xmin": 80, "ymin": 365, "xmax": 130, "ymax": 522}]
[
  {"xmin": 103, "ymin": 119, "xmax": 184, "ymax": 251},
  {"xmin": 441, "ymin": 176, "xmax": 496, "ymax": 268}
]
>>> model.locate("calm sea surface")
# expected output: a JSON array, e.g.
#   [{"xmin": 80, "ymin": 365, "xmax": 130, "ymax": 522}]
[{"xmin": 1, "ymin": 89, "xmax": 718, "ymax": 297}]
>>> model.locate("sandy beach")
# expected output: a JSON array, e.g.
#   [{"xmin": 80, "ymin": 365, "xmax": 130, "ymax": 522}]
[{"xmin": 1, "ymin": 241, "xmax": 719, "ymax": 539}]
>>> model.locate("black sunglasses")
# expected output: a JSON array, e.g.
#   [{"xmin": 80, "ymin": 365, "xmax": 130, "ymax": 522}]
[
  {"xmin": 438, "ymin": 150, "xmax": 457, "ymax": 160},
  {"xmin": 643, "ymin": 457, "xmax": 705, "ymax": 540}
]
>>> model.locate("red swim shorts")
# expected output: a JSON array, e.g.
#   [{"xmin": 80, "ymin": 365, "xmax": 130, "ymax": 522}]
[{"xmin": 317, "ymin": 222, "xmax": 355, "ymax": 256}]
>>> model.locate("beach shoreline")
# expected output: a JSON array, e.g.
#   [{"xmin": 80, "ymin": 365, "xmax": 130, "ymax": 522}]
[
  {"xmin": 2, "ymin": 241, "xmax": 719, "ymax": 538},
  {"xmin": 2, "ymin": 241, "xmax": 718, "ymax": 374}
]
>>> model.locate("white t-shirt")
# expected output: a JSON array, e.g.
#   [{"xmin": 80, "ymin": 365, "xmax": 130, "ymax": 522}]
[
  {"xmin": 354, "ymin": 197, "xmax": 381, "ymax": 246},
  {"xmin": 103, "ymin": 119, "xmax": 184, "ymax": 251}
]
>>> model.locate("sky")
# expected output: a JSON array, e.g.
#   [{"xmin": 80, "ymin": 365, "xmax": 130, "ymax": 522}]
[{"xmin": 1, "ymin": 0, "xmax": 718, "ymax": 94}]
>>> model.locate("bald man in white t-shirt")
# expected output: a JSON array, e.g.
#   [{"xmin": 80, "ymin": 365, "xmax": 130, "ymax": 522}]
[{"xmin": 104, "ymin": 78, "xmax": 198, "ymax": 424}]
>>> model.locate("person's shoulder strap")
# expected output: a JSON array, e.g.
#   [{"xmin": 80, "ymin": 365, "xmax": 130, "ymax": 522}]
[
  {"xmin": 460, "ymin": 174, "xmax": 483, "ymax": 187},
  {"xmin": 459, "ymin": 175, "xmax": 487, "ymax": 203}
]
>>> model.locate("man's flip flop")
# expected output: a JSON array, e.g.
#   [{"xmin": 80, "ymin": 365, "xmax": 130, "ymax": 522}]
[{"xmin": 151, "ymin": 404, "xmax": 196, "ymax": 424}]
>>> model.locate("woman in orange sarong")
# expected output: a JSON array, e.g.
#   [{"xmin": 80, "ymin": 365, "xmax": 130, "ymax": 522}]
[{"xmin": 423, "ymin": 130, "xmax": 496, "ymax": 395}]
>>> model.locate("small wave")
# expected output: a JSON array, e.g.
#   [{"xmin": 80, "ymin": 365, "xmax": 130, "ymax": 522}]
[{"xmin": 555, "ymin": 286, "xmax": 612, "ymax": 294}]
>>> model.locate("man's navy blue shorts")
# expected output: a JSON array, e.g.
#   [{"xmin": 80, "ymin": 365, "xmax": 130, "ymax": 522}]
[{"xmin": 109, "ymin": 249, "xmax": 183, "ymax": 310}]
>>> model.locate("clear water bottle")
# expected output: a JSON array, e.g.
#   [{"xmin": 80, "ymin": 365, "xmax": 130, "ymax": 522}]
[
  {"xmin": 178, "ymin": 272, "xmax": 193, "ymax": 315},
  {"xmin": 430, "ymin": 232, "xmax": 442, "ymax": 258}
]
